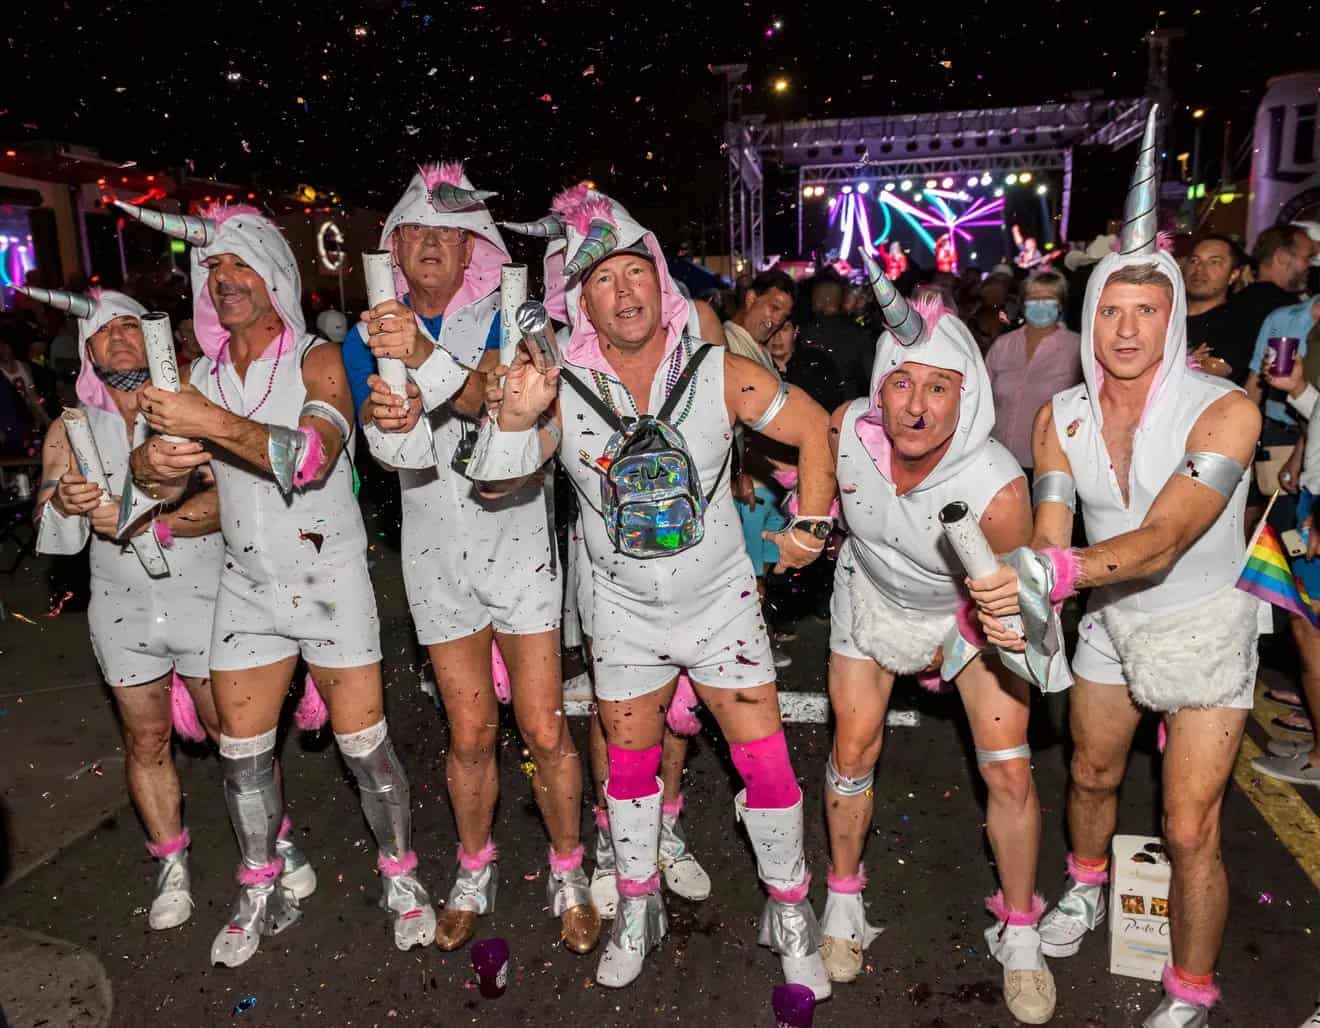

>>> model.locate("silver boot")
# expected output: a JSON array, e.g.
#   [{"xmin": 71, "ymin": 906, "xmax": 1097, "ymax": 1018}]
[
  {"xmin": 597, "ymin": 783, "xmax": 667, "ymax": 988},
  {"xmin": 547, "ymin": 849, "xmax": 603, "ymax": 954},
  {"xmin": 380, "ymin": 855, "xmax": 437, "ymax": 951},
  {"xmin": 659, "ymin": 796, "xmax": 711, "ymax": 901},
  {"xmin": 590, "ymin": 810, "xmax": 619, "ymax": 919},
  {"xmin": 211, "ymin": 873, "xmax": 301, "ymax": 968},
  {"xmin": 1039, "ymin": 874, "xmax": 1107, "ymax": 958},
  {"xmin": 1143, "ymin": 994, "xmax": 1212, "ymax": 1028},
  {"xmin": 148, "ymin": 849, "xmax": 193, "ymax": 931},
  {"xmin": 435, "ymin": 848, "xmax": 498, "ymax": 950}
]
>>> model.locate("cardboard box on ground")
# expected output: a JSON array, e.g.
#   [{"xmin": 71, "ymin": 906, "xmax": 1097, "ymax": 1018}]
[{"xmin": 1110, "ymin": 834, "xmax": 1172, "ymax": 982}]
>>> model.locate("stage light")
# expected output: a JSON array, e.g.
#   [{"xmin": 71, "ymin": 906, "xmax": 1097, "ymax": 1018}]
[
  {"xmin": 857, "ymin": 182, "xmax": 870, "ymax": 194},
  {"xmin": 842, "ymin": 185, "xmax": 853, "ymax": 194},
  {"xmin": 884, "ymin": 182, "xmax": 896, "ymax": 191},
  {"xmin": 967, "ymin": 176, "xmax": 979, "ymax": 188},
  {"xmin": 773, "ymin": 78, "xmax": 790, "ymax": 94},
  {"xmin": 980, "ymin": 174, "xmax": 992, "ymax": 186},
  {"xmin": 1036, "ymin": 184, "xmax": 1048, "ymax": 195},
  {"xmin": 1019, "ymin": 172, "xmax": 1032, "ymax": 183},
  {"xmin": 1192, "ymin": 108, "xmax": 1206, "ymax": 119},
  {"xmin": 802, "ymin": 186, "xmax": 813, "ymax": 198},
  {"xmin": 912, "ymin": 192, "xmax": 923, "ymax": 202},
  {"xmin": 994, "ymin": 188, "xmax": 1004, "ymax": 197},
  {"xmin": 941, "ymin": 177, "xmax": 954, "ymax": 188},
  {"xmin": 1005, "ymin": 174, "xmax": 1018, "ymax": 185},
  {"xmin": 925, "ymin": 179, "xmax": 937, "ymax": 189},
  {"xmin": 900, "ymin": 180, "xmax": 912, "ymax": 191}
]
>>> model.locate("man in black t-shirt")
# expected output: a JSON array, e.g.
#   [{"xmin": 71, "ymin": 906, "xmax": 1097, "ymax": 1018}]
[
  {"xmin": 1231, "ymin": 224, "xmax": 1311, "ymax": 383},
  {"xmin": 1185, "ymin": 234, "xmax": 1248, "ymax": 383}
]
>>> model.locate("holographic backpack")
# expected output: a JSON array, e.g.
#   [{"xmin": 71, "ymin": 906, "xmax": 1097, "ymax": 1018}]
[{"xmin": 561, "ymin": 343, "xmax": 726, "ymax": 559}]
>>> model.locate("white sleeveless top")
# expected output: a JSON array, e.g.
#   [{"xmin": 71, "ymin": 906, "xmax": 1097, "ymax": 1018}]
[
  {"xmin": 836, "ymin": 399, "xmax": 1024, "ymax": 613},
  {"xmin": 1053, "ymin": 370, "xmax": 1249, "ymax": 615},
  {"xmin": 558, "ymin": 304, "xmax": 747, "ymax": 604},
  {"xmin": 191, "ymin": 333, "xmax": 367, "ymax": 576}
]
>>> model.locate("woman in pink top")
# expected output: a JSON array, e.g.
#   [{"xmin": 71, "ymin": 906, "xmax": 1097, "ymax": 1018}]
[{"xmin": 985, "ymin": 269, "xmax": 1082, "ymax": 469}]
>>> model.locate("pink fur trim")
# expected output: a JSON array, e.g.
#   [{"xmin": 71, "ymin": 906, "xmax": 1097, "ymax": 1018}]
[
  {"xmin": 277, "ymin": 816, "xmax": 293, "ymax": 840},
  {"xmin": 1066, "ymin": 852, "xmax": 1110, "ymax": 885},
  {"xmin": 490, "ymin": 640, "xmax": 511, "ymax": 705},
  {"xmin": 826, "ymin": 864, "xmax": 867, "ymax": 894},
  {"xmin": 768, "ymin": 869, "xmax": 811, "ymax": 905},
  {"xmin": 593, "ymin": 806, "xmax": 610, "ymax": 831},
  {"xmin": 198, "ymin": 202, "xmax": 262, "ymax": 224},
  {"xmin": 566, "ymin": 197, "xmax": 616, "ymax": 235},
  {"xmin": 617, "ymin": 872, "xmax": 661, "ymax": 898},
  {"xmin": 661, "ymin": 794, "xmax": 685, "ymax": 819},
  {"xmin": 237, "ymin": 857, "xmax": 284, "ymax": 886},
  {"xmin": 666, "ymin": 673, "xmax": 701, "ymax": 736},
  {"xmin": 294, "ymin": 674, "xmax": 329, "ymax": 731},
  {"xmin": 552, "ymin": 184, "xmax": 591, "ymax": 214},
  {"xmin": 458, "ymin": 840, "xmax": 498, "ymax": 871},
  {"xmin": 146, "ymin": 827, "xmax": 191, "ymax": 859},
  {"xmin": 377, "ymin": 849, "xmax": 419, "ymax": 878},
  {"xmin": 417, "ymin": 161, "xmax": 465, "ymax": 189},
  {"xmin": 549, "ymin": 845, "xmax": 585, "ymax": 874},
  {"xmin": 1043, "ymin": 546, "xmax": 1081, "ymax": 604},
  {"xmin": 956, "ymin": 599, "xmax": 988, "ymax": 649},
  {"xmin": 169, "ymin": 672, "xmax": 206, "ymax": 742},
  {"xmin": 87, "ymin": 285, "xmax": 105, "ymax": 303},
  {"xmin": 1162, "ymin": 964, "xmax": 1220, "ymax": 1008},
  {"xmin": 292, "ymin": 424, "xmax": 326, "ymax": 488},
  {"xmin": 985, "ymin": 890, "xmax": 1046, "ymax": 925},
  {"xmin": 911, "ymin": 292, "xmax": 947, "ymax": 334},
  {"xmin": 152, "ymin": 518, "xmax": 174, "ymax": 548},
  {"xmin": 915, "ymin": 669, "xmax": 948, "ymax": 693}
]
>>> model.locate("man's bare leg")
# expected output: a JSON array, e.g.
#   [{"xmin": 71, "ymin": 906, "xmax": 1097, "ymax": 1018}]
[{"xmin": 1066, "ymin": 676, "xmax": 1143, "ymax": 861}]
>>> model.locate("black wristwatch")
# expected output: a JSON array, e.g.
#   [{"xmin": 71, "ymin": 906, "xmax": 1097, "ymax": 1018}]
[{"xmin": 791, "ymin": 517, "xmax": 833, "ymax": 541}]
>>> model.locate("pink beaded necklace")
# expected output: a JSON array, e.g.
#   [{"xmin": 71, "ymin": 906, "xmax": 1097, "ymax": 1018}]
[{"xmin": 213, "ymin": 332, "xmax": 286, "ymax": 417}]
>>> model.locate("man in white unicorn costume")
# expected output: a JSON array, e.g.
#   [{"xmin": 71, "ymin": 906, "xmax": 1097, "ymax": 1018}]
[
  {"xmin": 358, "ymin": 163, "xmax": 599, "ymax": 954},
  {"xmin": 968, "ymin": 107, "xmax": 1262, "ymax": 1028},
  {"xmin": 502, "ymin": 184, "xmax": 716, "ymax": 919},
  {"xmin": 466, "ymin": 190, "xmax": 837, "ymax": 998},
  {"xmin": 27, "ymin": 284, "xmax": 256, "ymax": 932},
  {"xmin": 118, "ymin": 199, "xmax": 435, "ymax": 966},
  {"xmin": 817, "ymin": 256, "xmax": 1056, "ymax": 1023}
]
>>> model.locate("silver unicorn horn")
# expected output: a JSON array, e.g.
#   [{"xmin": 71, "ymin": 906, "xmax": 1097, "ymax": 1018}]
[
  {"xmin": 860, "ymin": 249, "xmax": 924, "ymax": 346},
  {"xmin": 16, "ymin": 285, "xmax": 95, "ymax": 320},
  {"xmin": 499, "ymin": 213, "xmax": 567, "ymax": 239},
  {"xmin": 429, "ymin": 182, "xmax": 499, "ymax": 212},
  {"xmin": 113, "ymin": 200, "xmax": 217, "ymax": 247},
  {"xmin": 563, "ymin": 218, "xmax": 621, "ymax": 281},
  {"xmin": 1118, "ymin": 103, "xmax": 1161, "ymax": 256}
]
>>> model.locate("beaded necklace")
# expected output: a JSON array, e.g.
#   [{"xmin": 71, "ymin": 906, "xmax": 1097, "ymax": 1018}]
[
  {"xmin": 589, "ymin": 332, "xmax": 696, "ymax": 425},
  {"xmin": 213, "ymin": 332, "xmax": 287, "ymax": 418}
]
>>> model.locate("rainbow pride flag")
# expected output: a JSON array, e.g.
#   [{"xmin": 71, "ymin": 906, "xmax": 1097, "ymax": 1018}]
[{"xmin": 1236, "ymin": 523, "xmax": 1320, "ymax": 626}]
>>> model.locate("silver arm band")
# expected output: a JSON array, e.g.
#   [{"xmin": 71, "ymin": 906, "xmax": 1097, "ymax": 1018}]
[
  {"xmin": 975, "ymin": 743, "xmax": 1032, "ymax": 766},
  {"xmin": 1175, "ymin": 451, "xmax": 1247, "ymax": 498},
  {"xmin": 747, "ymin": 379, "xmax": 790, "ymax": 433},
  {"xmin": 1032, "ymin": 470, "xmax": 1076, "ymax": 512},
  {"xmin": 268, "ymin": 424, "xmax": 308, "ymax": 496},
  {"xmin": 300, "ymin": 399, "xmax": 351, "ymax": 444}
]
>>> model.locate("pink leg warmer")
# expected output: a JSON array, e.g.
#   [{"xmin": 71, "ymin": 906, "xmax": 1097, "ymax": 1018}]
[
  {"xmin": 378, "ymin": 850, "xmax": 419, "ymax": 877},
  {"xmin": 458, "ymin": 840, "xmax": 498, "ymax": 871},
  {"xmin": 549, "ymin": 845, "xmax": 585, "ymax": 873},
  {"xmin": 1162, "ymin": 964, "xmax": 1220, "ymax": 1008},
  {"xmin": 292, "ymin": 425, "xmax": 326, "ymax": 488},
  {"xmin": 826, "ymin": 864, "xmax": 867, "ymax": 894},
  {"xmin": 661, "ymin": 793, "xmax": 684, "ymax": 819},
  {"xmin": 665, "ymin": 673, "xmax": 702, "ymax": 737},
  {"xmin": 985, "ymin": 890, "xmax": 1046, "ymax": 925},
  {"xmin": 169, "ymin": 673, "xmax": 206, "ymax": 743},
  {"xmin": 1066, "ymin": 852, "xmax": 1110, "ymax": 885},
  {"xmin": 605, "ymin": 744, "xmax": 663, "ymax": 801},
  {"xmin": 237, "ymin": 857, "xmax": 284, "ymax": 886},
  {"xmin": 294, "ymin": 674, "xmax": 329, "ymax": 731},
  {"xmin": 730, "ymin": 730, "xmax": 801, "ymax": 809},
  {"xmin": 146, "ymin": 827, "xmax": 191, "ymax": 859}
]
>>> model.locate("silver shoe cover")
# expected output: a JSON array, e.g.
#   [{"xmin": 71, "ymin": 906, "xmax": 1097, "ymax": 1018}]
[
  {"xmin": 1046, "ymin": 878, "xmax": 1106, "ymax": 933},
  {"xmin": 340, "ymin": 734, "xmax": 411, "ymax": 859},
  {"xmin": 210, "ymin": 881, "xmax": 301, "ymax": 966},
  {"xmin": 1142, "ymin": 994, "xmax": 1212, "ymax": 1028},
  {"xmin": 220, "ymin": 746, "xmax": 282, "ymax": 871},
  {"xmin": 758, "ymin": 898, "xmax": 824, "ymax": 958},
  {"xmin": 149, "ymin": 851, "xmax": 193, "ymax": 929},
  {"xmin": 446, "ymin": 860, "xmax": 498, "ymax": 915},
  {"xmin": 547, "ymin": 863, "xmax": 594, "ymax": 917},
  {"xmin": 609, "ymin": 891, "xmax": 667, "ymax": 957},
  {"xmin": 382, "ymin": 870, "xmax": 436, "ymax": 949},
  {"xmin": 275, "ymin": 834, "xmax": 311, "ymax": 876},
  {"xmin": 658, "ymin": 810, "xmax": 695, "ymax": 870}
]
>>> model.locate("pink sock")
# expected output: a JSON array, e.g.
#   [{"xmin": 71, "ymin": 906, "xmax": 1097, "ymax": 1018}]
[
  {"xmin": 730, "ymin": 730, "xmax": 801, "ymax": 809},
  {"xmin": 605, "ymin": 744, "xmax": 662, "ymax": 801}
]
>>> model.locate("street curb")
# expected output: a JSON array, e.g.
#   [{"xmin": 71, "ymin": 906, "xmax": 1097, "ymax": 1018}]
[{"xmin": 0, "ymin": 926, "xmax": 113, "ymax": 1028}]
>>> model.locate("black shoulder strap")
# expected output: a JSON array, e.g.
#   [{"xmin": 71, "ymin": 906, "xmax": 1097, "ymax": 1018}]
[
  {"xmin": 558, "ymin": 368, "xmax": 627, "ymax": 433},
  {"xmin": 657, "ymin": 343, "xmax": 714, "ymax": 421}
]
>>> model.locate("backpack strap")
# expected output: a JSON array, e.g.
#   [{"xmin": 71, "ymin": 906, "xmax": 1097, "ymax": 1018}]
[
  {"xmin": 657, "ymin": 343, "xmax": 714, "ymax": 421},
  {"xmin": 559, "ymin": 367, "xmax": 627, "ymax": 432}
]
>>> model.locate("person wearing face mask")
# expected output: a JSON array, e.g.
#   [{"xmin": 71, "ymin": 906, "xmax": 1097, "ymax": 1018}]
[{"xmin": 984, "ymin": 270, "xmax": 1082, "ymax": 474}]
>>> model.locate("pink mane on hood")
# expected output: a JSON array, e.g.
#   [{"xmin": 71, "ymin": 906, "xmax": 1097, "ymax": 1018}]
[
  {"xmin": 567, "ymin": 198, "xmax": 616, "ymax": 235},
  {"xmin": 86, "ymin": 286, "xmax": 105, "ymax": 305},
  {"xmin": 911, "ymin": 291, "xmax": 949, "ymax": 334},
  {"xmin": 198, "ymin": 202, "xmax": 263, "ymax": 224},
  {"xmin": 418, "ymin": 161, "xmax": 465, "ymax": 189},
  {"xmin": 552, "ymin": 184, "xmax": 592, "ymax": 214}
]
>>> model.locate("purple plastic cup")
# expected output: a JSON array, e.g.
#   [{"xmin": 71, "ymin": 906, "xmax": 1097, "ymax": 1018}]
[
  {"xmin": 1268, "ymin": 336, "xmax": 1300, "ymax": 376},
  {"xmin": 772, "ymin": 983, "xmax": 815, "ymax": 1028},
  {"xmin": 471, "ymin": 938, "xmax": 509, "ymax": 999}
]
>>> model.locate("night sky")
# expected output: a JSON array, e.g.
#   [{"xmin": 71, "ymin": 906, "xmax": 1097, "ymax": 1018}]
[{"xmin": 3, "ymin": 1, "xmax": 1315, "ymax": 252}]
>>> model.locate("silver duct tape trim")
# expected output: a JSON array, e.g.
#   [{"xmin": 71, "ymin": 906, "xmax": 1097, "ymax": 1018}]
[
  {"xmin": 747, "ymin": 378, "xmax": 790, "ymax": 432},
  {"xmin": 340, "ymin": 733, "xmax": 411, "ymax": 858},
  {"xmin": 1054, "ymin": 877, "xmax": 1106, "ymax": 930},
  {"xmin": 274, "ymin": 835, "xmax": 311, "ymax": 876},
  {"xmin": 975, "ymin": 742, "xmax": 1032, "ymax": 765},
  {"xmin": 300, "ymin": 399, "xmax": 351, "ymax": 444},
  {"xmin": 1176, "ymin": 451, "xmax": 1246, "ymax": 498},
  {"xmin": 758, "ymin": 898, "xmax": 823, "ymax": 958},
  {"xmin": 1032, "ymin": 470, "xmax": 1076, "ymax": 512},
  {"xmin": 267, "ymin": 424, "xmax": 307, "ymax": 496},
  {"xmin": 446, "ymin": 861, "xmax": 498, "ymax": 914},
  {"xmin": 609, "ymin": 891, "xmax": 667, "ymax": 956},
  {"xmin": 825, "ymin": 753, "xmax": 874, "ymax": 796},
  {"xmin": 546, "ymin": 865, "xmax": 594, "ymax": 916},
  {"xmin": 594, "ymin": 823, "xmax": 616, "ymax": 872},
  {"xmin": 220, "ymin": 739, "xmax": 282, "ymax": 869},
  {"xmin": 658, "ymin": 810, "xmax": 693, "ymax": 867},
  {"xmin": 382, "ymin": 869, "xmax": 433, "ymax": 915},
  {"xmin": 116, "ymin": 469, "xmax": 162, "ymax": 537}
]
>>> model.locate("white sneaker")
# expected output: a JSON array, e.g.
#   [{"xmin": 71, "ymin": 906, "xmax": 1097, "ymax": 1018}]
[
  {"xmin": 1299, "ymin": 1000, "xmax": 1320, "ymax": 1028},
  {"xmin": 1039, "ymin": 881, "xmax": 1106, "ymax": 958},
  {"xmin": 986, "ymin": 922, "xmax": 1056, "ymax": 1024},
  {"xmin": 591, "ymin": 866, "xmax": 619, "ymax": 919},
  {"xmin": 148, "ymin": 853, "xmax": 193, "ymax": 931}
]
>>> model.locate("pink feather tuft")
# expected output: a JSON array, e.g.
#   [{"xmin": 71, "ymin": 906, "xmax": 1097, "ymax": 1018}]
[
  {"xmin": 911, "ymin": 291, "xmax": 948, "ymax": 335},
  {"xmin": 826, "ymin": 864, "xmax": 868, "ymax": 894},
  {"xmin": 490, "ymin": 640, "xmax": 512, "ymax": 705},
  {"xmin": 665, "ymin": 673, "xmax": 702, "ymax": 736},
  {"xmin": 549, "ymin": 845, "xmax": 585, "ymax": 874},
  {"xmin": 237, "ymin": 858, "xmax": 284, "ymax": 886},
  {"xmin": 146, "ymin": 827, "xmax": 191, "ymax": 859},
  {"xmin": 458, "ymin": 840, "xmax": 498, "ymax": 871},
  {"xmin": 985, "ymin": 890, "xmax": 1045, "ymax": 925},
  {"xmin": 1162, "ymin": 965, "xmax": 1220, "ymax": 1008},
  {"xmin": 767, "ymin": 870, "xmax": 811, "ymax": 904},
  {"xmin": 295, "ymin": 674, "xmax": 329, "ymax": 731},
  {"xmin": 377, "ymin": 849, "xmax": 419, "ymax": 877},
  {"xmin": 417, "ymin": 161, "xmax": 465, "ymax": 189},
  {"xmin": 153, "ymin": 518, "xmax": 174, "ymax": 548},
  {"xmin": 292, "ymin": 425, "xmax": 325, "ymax": 488},
  {"xmin": 566, "ymin": 197, "xmax": 616, "ymax": 235},
  {"xmin": 552, "ymin": 184, "xmax": 592, "ymax": 214},
  {"xmin": 198, "ymin": 202, "xmax": 263, "ymax": 225},
  {"xmin": 87, "ymin": 286, "xmax": 105, "ymax": 303},
  {"xmin": 170, "ymin": 672, "xmax": 206, "ymax": 742}
]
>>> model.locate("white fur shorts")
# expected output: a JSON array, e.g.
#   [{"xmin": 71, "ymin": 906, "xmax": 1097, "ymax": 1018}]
[
  {"xmin": 1073, "ymin": 587, "xmax": 1259, "ymax": 712},
  {"xmin": 210, "ymin": 555, "xmax": 382, "ymax": 671},
  {"xmin": 829, "ymin": 560, "xmax": 953, "ymax": 672}
]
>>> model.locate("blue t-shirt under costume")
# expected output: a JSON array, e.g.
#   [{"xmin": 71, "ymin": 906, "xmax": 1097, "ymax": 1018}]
[{"xmin": 1249, "ymin": 299, "xmax": 1316, "ymax": 427}]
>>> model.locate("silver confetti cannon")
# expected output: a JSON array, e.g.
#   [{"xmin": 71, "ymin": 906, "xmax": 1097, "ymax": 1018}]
[
  {"xmin": 61, "ymin": 409, "xmax": 113, "ymax": 505},
  {"xmin": 515, "ymin": 301, "xmax": 563, "ymax": 373},
  {"xmin": 363, "ymin": 250, "xmax": 409, "ymax": 397},
  {"xmin": 939, "ymin": 501, "xmax": 1024, "ymax": 638},
  {"xmin": 140, "ymin": 312, "xmax": 186, "ymax": 442}
]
